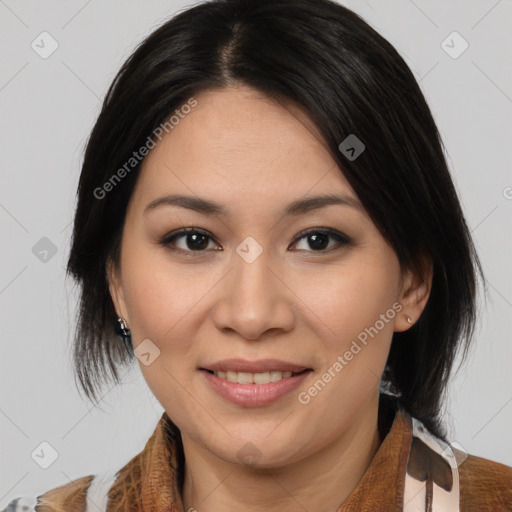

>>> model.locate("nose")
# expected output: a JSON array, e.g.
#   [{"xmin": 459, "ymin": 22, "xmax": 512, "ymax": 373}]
[{"xmin": 211, "ymin": 245, "xmax": 295, "ymax": 341}]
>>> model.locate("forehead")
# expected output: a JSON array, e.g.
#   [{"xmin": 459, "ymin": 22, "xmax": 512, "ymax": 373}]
[{"xmin": 130, "ymin": 85, "xmax": 358, "ymax": 215}]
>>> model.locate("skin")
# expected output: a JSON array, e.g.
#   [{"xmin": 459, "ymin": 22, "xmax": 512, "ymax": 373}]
[{"xmin": 108, "ymin": 84, "xmax": 432, "ymax": 512}]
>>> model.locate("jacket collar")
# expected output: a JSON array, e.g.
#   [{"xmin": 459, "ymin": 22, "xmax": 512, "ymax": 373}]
[{"xmin": 108, "ymin": 395, "xmax": 413, "ymax": 511}]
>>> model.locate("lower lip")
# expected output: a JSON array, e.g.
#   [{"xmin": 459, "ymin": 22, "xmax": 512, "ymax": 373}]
[{"xmin": 201, "ymin": 369, "xmax": 312, "ymax": 407}]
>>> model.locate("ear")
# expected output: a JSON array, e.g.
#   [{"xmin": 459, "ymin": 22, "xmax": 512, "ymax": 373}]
[
  {"xmin": 394, "ymin": 256, "xmax": 433, "ymax": 333},
  {"xmin": 106, "ymin": 258, "xmax": 130, "ymax": 323}
]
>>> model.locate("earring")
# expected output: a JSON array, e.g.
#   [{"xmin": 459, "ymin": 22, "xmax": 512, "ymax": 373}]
[
  {"xmin": 406, "ymin": 315, "xmax": 413, "ymax": 324},
  {"xmin": 116, "ymin": 316, "xmax": 131, "ymax": 339}
]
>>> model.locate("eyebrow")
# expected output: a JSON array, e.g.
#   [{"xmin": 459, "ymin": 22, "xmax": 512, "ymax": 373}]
[{"xmin": 144, "ymin": 193, "xmax": 363, "ymax": 217}]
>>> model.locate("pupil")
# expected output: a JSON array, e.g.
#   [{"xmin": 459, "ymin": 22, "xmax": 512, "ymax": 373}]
[
  {"xmin": 188, "ymin": 233, "xmax": 208, "ymax": 250},
  {"xmin": 309, "ymin": 233, "xmax": 328, "ymax": 250}
]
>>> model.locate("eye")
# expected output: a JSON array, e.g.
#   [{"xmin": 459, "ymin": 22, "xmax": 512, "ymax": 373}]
[
  {"xmin": 159, "ymin": 227, "xmax": 220, "ymax": 255},
  {"xmin": 289, "ymin": 228, "xmax": 352, "ymax": 252},
  {"xmin": 159, "ymin": 226, "xmax": 351, "ymax": 255}
]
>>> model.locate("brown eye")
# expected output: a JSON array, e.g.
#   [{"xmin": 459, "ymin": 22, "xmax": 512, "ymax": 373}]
[
  {"xmin": 159, "ymin": 226, "xmax": 351, "ymax": 256},
  {"xmin": 159, "ymin": 228, "xmax": 219, "ymax": 253},
  {"xmin": 290, "ymin": 228, "xmax": 351, "ymax": 252}
]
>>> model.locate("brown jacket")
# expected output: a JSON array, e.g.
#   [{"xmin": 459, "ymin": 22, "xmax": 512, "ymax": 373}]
[{"xmin": 3, "ymin": 397, "xmax": 512, "ymax": 511}]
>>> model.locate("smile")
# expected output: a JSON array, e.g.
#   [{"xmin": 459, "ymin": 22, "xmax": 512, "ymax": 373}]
[
  {"xmin": 201, "ymin": 368, "xmax": 312, "ymax": 406},
  {"xmin": 206, "ymin": 369, "xmax": 307, "ymax": 384}
]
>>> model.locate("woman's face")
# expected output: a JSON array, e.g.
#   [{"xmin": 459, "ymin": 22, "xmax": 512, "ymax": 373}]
[{"xmin": 108, "ymin": 85, "xmax": 427, "ymax": 467}]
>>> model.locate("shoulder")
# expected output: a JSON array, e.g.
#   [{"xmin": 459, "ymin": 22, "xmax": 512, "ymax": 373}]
[
  {"xmin": 1, "ymin": 412, "xmax": 169, "ymax": 512},
  {"xmin": 458, "ymin": 452, "xmax": 512, "ymax": 509},
  {"xmin": 1, "ymin": 475, "xmax": 92, "ymax": 512},
  {"xmin": 2, "ymin": 469, "xmax": 119, "ymax": 512},
  {"xmin": 404, "ymin": 414, "xmax": 512, "ymax": 511}
]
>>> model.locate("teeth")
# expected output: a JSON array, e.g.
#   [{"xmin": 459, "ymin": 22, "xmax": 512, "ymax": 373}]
[{"xmin": 214, "ymin": 370, "xmax": 296, "ymax": 384}]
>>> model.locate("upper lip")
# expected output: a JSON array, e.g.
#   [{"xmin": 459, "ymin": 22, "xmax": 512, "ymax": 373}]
[{"xmin": 200, "ymin": 358, "xmax": 311, "ymax": 373}]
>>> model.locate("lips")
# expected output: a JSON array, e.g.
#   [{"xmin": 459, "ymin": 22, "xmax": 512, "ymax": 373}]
[
  {"xmin": 201, "ymin": 366, "xmax": 312, "ymax": 406},
  {"xmin": 200, "ymin": 358, "xmax": 311, "ymax": 374}
]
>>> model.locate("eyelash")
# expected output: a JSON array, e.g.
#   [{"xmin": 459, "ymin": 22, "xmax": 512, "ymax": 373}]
[{"xmin": 158, "ymin": 227, "xmax": 352, "ymax": 256}]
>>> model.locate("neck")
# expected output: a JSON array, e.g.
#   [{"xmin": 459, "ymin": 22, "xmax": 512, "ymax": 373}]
[{"xmin": 179, "ymin": 395, "xmax": 382, "ymax": 512}]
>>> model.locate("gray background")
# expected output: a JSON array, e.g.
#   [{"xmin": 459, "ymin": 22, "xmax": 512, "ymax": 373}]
[{"xmin": 1, "ymin": 0, "xmax": 511, "ymax": 504}]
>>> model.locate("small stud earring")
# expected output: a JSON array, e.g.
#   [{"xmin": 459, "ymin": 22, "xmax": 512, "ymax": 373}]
[{"xmin": 406, "ymin": 315, "xmax": 413, "ymax": 324}]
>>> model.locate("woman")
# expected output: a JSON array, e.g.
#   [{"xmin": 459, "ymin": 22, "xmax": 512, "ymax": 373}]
[{"xmin": 4, "ymin": 0, "xmax": 511, "ymax": 510}]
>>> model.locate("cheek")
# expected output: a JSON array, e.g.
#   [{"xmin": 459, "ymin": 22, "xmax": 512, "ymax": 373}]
[
  {"xmin": 119, "ymin": 242, "xmax": 206, "ymax": 342},
  {"xmin": 295, "ymin": 254, "xmax": 400, "ymax": 404},
  {"xmin": 297, "ymin": 259, "xmax": 399, "ymax": 345},
  {"xmin": 119, "ymin": 252, "xmax": 204, "ymax": 413}
]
